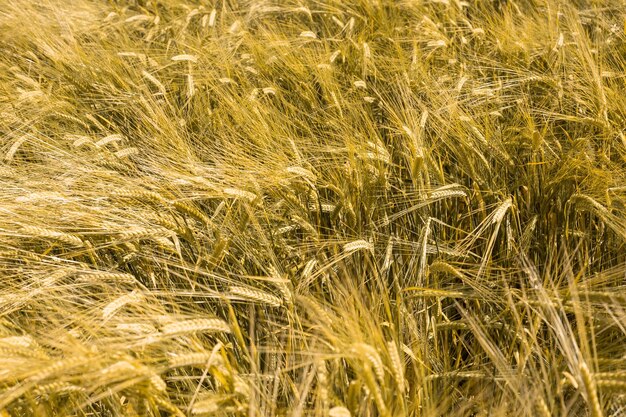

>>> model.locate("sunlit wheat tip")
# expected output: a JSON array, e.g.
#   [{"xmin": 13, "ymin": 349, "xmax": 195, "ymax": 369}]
[
  {"xmin": 363, "ymin": 42, "xmax": 371, "ymax": 59},
  {"xmin": 150, "ymin": 374, "xmax": 166, "ymax": 392},
  {"xmin": 142, "ymin": 70, "xmax": 166, "ymax": 94},
  {"xmin": 208, "ymin": 8, "xmax": 216, "ymax": 26},
  {"xmin": 0, "ymin": 335, "xmax": 34, "ymax": 348},
  {"xmin": 329, "ymin": 406, "xmax": 352, "ymax": 417},
  {"xmin": 124, "ymin": 14, "xmax": 152, "ymax": 24},
  {"xmin": 343, "ymin": 240, "xmax": 374, "ymax": 254},
  {"xmin": 171, "ymin": 54, "xmax": 198, "ymax": 63},
  {"xmin": 286, "ymin": 166, "xmax": 316, "ymax": 181},
  {"xmin": 262, "ymin": 87, "xmax": 276, "ymax": 95},
  {"xmin": 71, "ymin": 136, "xmax": 92, "ymax": 148},
  {"xmin": 191, "ymin": 399, "xmax": 220, "ymax": 414},
  {"xmin": 223, "ymin": 187, "xmax": 257, "ymax": 202},
  {"xmin": 168, "ymin": 352, "xmax": 218, "ymax": 369},
  {"xmin": 102, "ymin": 290, "xmax": 143, "ymax": 320},
  {"xmin": 300, "ymin": 31, "xmax": 317, "ymax": 39},
  {"xmin": 115, "ymin": 147, "xmax": 139, "ymax": 159},
  {"xmin": 429, "ymin": 189, "xmax": 467, "ymax": 200},
  {"xmin": 492, "ymin": 198, "xmax": 513, "ymax": 225},
  {"xmin": 95, "ymin": 134, "xmax": 124, "ymax": 148}
]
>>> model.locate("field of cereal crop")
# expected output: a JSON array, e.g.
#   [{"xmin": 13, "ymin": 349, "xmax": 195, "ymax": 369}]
[{"xmin": 1, "ymin": 1, "xmax": 625, "ymax": 415}]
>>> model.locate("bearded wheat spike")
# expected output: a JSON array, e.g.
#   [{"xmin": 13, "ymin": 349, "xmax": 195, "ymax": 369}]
[
  {"xmin": 171, "ymin": 54, "xmax": 198, "ymax": 63},
  {"xmin": 76, "ymin": 272, "xmax": 137, "ymax": 284},
  {"xmin": 187, "ymin": 73, "xmax": 195, "ymax": 98},
  {"xmin": 191, "ymin": 398, "xmax": 220, "ymax": 414},
  {"xmin": 71, "ymin": 136, "xmax": 92, "ymax": 148},
  {"xmin": 119, "ymin": 227, "xmax": 172, "ymax": 240},
  {"xmin": 113, "ymin": 189, "xmax": 167, "ymax": 204},
  {"xmin": 229, "ymin": 286, "xmax": 283, "ymax": 307},
  {"xmin": 429, "ymin": 261, "xmax": 464, "ymax": 279},
  {"xmin": 387, "ymin": 341, "xmax": 406, "ymax": 392},
  {"xmin": 20, "ymin": 225, "xmax": 84, "ymax": 247},
  {"xmin": 382, "ymin": 238, "xmax": 394, "ymax": 272},
  {"xmin": 425, "ymin": 371, "xmax": 490, "ymax": 381},
  {"xmin": 102, "ymin": 289, "xmax": 143, "ymax": 320},
  {"xmin": 302, "ymin": 259, "xmax": 317, "ymax": 278},
  {"xmin": 114, "ymin": 147, "xmax": 139, "ymax": 159},
  {"xmin": 5, "ymin": 135, "xmax": 29, "ymax": 162},
  {"xmin": 308, "ymin": 202, "xmax": 335, "ymax": 213},
  {"xmin": 95, "ymin": 134, "xmax": 124, "ymax": 148},
  {"xmin": 429, "ymin": 189, "xmax": 467, "ymax": 200},
  {"xmin": 580, "ymin": 362, "xmax": 602, "ymax": 417},
  {"xmin": 596, "ymin": 380, "xmax": 626, "ymax": 390},
  {"xmin": 329, "ymin": 407, "xmax": 352, "ymax": 417},
  {"xmin": 100, "ymin": 361, "xmax": 136, "ymax": 377},
  {"xmin": 161, "ymin": 318, "xmax": 230, "ymax": 336},
  {"xmin": 317, "ymin": 360, "xmax": 329, "ymax": 410},
  {"xmin": 286, "ymin": 166, "xmax": 316, "ymax": 181},
  {"xmin": 34, "ymin": 382, "xmax": 86, "ymax": 396},
  {"xmin": 262, "ymin": 87, "xmax": 277, "ymax": 95},
  {"xmin": 366, "ymin": 140, "xmax": 390, "ymax": 163},
  {"xmin": 208, "ymin": 9, "xmax": 216, "ymax": 27},
  {"xmin": 594, "ymin": 370, "xmax": 626, "ymax": 379},
  {"xmin": 223, "ymin": 187, "xmax": 257, "ymax": 202},
  {"xmin": 142, "ymin": 70, "xmax": 166, "ymax": 95},
  {"xmin": 535, "ymin": 397, "xmax": 551, "ymax": 417},
  {"xmin": 269, "ymin": 265, "xmax": 293, "ymax": 306},
  {"xmin": 150, "ymin": 374, "xmax": 167, "ymax": 392},
  {"xmin": 363, "ymin": 42, "xmax": 371, "ymax": 59},
  {"xmin": 569, "ymin": 193, "xmax": 610, "ymax": 215},
  {"xmin": 168, "ymin": 352, "xmax": 219, "ymax": 369},
  {"xmin": 276, "ymin": 224, "xmax": 297, "ymax": 234},
  {"xmin": 173, "ymin": 201, "xmax": 211, "ymax": 225},
  {"xmin": 31, "ymin": 358, "xmax": 90, "ymax": 383},
  {"xmin": 300, "ymin": 31, "xmax": 317, "ymax": 39},
  {"xmin": 352, "ymin": 343, "xmax": 385, "ymax": 383},
  {"xmin": 124, "ymin": 14, "xmax": 152, "ymax": 24},
  {"xmin": 343, "ymin": 239, "xmax": 374, "ymax": 254},
  {"xmin": 0, "ymin": 335, "xmax": 34, "ymax": 348},
  {"xmin": 115, "ymin": 323, "xmax": 157, "ymax": 334},
  {"xmin": 491, "ymin": 198, "xmax": 513, "ymax": 225}
]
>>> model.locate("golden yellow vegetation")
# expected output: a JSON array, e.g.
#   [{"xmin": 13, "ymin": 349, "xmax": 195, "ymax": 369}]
[{"xmin": 1, "ymin": 0, "xmax": 625, "ymax": 415}]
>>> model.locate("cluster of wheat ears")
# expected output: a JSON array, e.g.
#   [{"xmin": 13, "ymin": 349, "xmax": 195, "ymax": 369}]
[{"xmin": 0, "ymin": 0, "xmax": 625, "ymax": 415}]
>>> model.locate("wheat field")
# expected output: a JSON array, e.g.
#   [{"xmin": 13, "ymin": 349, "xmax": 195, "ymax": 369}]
[{"xmin": 1, "ymin": 0, "xmax": 625, "ymax": 416}]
